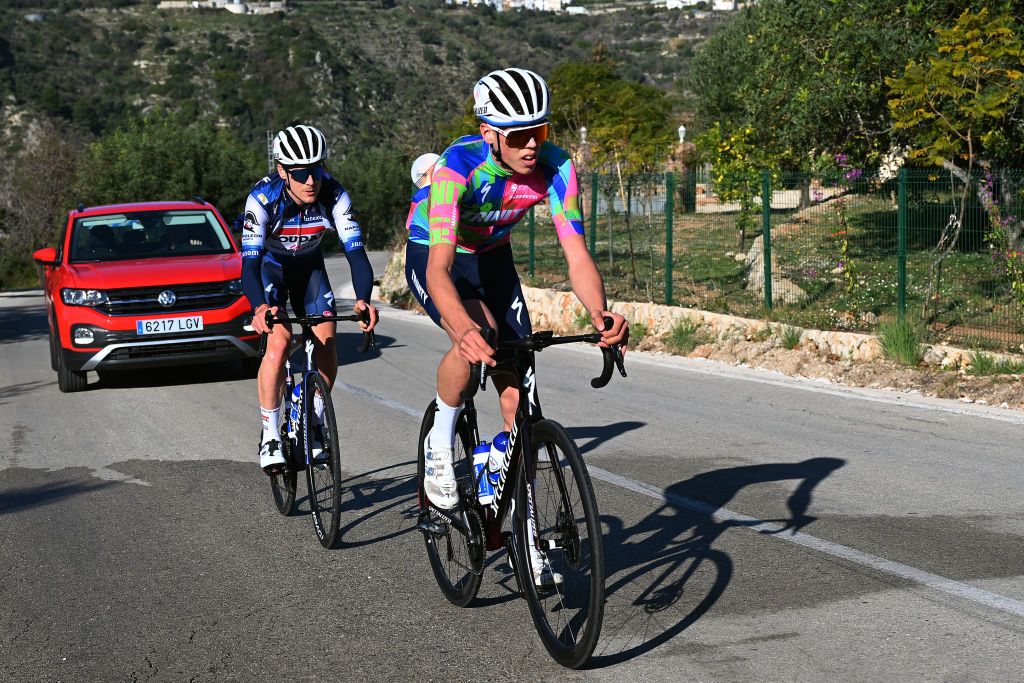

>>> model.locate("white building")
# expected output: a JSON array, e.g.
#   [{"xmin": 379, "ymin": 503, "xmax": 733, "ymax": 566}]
[{"xmin": 156, "ymin": 0, "xmax": 288, "ymax": 14}]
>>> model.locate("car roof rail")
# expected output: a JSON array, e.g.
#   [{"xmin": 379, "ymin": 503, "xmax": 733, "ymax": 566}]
[
  {"xmin": 77, "ymin": 203, "xmax": 86, "ymax": 212},
  {"xmin": 191, "ymin": 194, "xmax": 206, "ymax": 204}
]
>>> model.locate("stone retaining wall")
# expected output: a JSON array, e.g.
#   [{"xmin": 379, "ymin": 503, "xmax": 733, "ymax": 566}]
[{"xmin": 378, "ymin": 250, "xmax": 1006, "ymax": 371}]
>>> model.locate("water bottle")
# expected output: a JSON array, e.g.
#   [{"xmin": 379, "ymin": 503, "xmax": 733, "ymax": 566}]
[
  {"xmin": 472, "ymin": 441, "xmax": 494, "ymax": 505},
  {"xmin": 288, "ymin": 383, "xmax": 301, "ymax": 431},
  {"xmin": 486, "ymin": 431, "xmax": 509, "ymax": 488}
]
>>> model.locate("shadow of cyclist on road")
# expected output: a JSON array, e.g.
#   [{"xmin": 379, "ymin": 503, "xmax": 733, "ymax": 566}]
[{"xmin": 590, "ymin": 456, "xmax": 845, "ymax": 667}]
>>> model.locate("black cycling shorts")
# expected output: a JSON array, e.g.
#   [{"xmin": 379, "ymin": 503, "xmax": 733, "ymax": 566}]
[
  {"xmin": 260, "ymin": 254, "xmax": 336, "ymax": 317},
  {"xmin": 405, "ymin": 241, "xmax": 532, "ymax": 344}
]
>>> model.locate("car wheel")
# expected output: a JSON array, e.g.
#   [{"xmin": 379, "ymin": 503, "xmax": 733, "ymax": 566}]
[
  {"xmin": 48, "ymin": 329, "xmax": 58, "ymax": 371},
  {"xmin": 57, "ymin": 352, "xmax": 87, "ymax": 393}
]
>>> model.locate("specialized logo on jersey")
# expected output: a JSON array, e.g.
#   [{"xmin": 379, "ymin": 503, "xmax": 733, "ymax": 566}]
[{"xmin": 480, "ymin": 180, "xmax": 493, "ymax": 202}]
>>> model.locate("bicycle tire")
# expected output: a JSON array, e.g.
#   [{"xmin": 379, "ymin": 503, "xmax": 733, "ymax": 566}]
[
  {"xmin": 514, "ymin": 419, "xmax": 605, "ymax": 669},
  {"xmin": 305, "ymin": 373, "xmax": 343, "ymax": 549},
  {"xmin": 268, "ymin": 419, "xmax": 298, "ymax": 517},
  {"xmin": 417, "ymin": 400, "xmax": 484, "ymax": 607}
]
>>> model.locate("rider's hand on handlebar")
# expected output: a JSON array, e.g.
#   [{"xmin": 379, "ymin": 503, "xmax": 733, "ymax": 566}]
[
  {"xmin": 355, "ymin": 299, "xmax": 379, "ymax": 332},
  {"xmin": 252, "ymin": 304, "xmax": 278, "ymax": 335},
  {"xmin": 457, "ymin": 326, "xmax": 497, "ymax": 367},
  {"xmin": 591, "ymin": 310, "xmax": 629, "ymax": 351}
]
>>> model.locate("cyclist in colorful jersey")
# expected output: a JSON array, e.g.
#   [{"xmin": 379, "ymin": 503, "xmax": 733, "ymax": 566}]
[
  {"xmin": 406, "ymin": 69, "xmax": 628, "ymax": 583},
  {"xmin": 242, "ymin": 124, "xmax": 378, "ymax": 474}
]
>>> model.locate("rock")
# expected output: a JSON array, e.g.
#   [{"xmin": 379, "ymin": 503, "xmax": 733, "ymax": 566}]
[{"xmin": 734, "ymin": 253, "xmax": 747, "ymax": 263}]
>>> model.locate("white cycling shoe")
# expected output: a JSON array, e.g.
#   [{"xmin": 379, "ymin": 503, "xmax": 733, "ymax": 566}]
[
  {"xmin": 424, "ymin": 437, "xmax": 459, "ymax": 510},
  {"xmin": 530, "ymin": 547, "xmax": 564, "ymax": 590},
  {"xmin": 260, "ymin": 438, "xmax": 286, "ymax": 474}
]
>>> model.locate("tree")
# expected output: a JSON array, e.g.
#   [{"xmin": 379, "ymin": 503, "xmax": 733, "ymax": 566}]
[
  {"xmin": 72, "ymin": 111, "xmax": 263, "ymax": 221},
  {"xmin": 550, "ymin": 59, "xmax": 675, "ymax": 284},
  {"xmin": 887, "ymin": 8, "xmax": 1024, "ymax": 315},
  {"xmin": 0, "ymin": 119, "xmax": 81, "ymax": 288},
  {"xmin": 688, "ymin": 0, "xmax": 991, "ymax": 172}
]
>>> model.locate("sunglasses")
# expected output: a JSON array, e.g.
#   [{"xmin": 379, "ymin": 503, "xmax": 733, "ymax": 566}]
[
  {"xmin": 488, "ymin": 122, "xmax": 550, "ymax": 148},
  {"xmin": 285, "ymin": 164, "xmax": 326, "ymax": 184}
]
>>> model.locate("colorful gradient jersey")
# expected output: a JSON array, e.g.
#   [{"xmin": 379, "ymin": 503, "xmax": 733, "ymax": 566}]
[{"xmin": 412, "ymin": 135, "xmax": 584, "ymax": 253}]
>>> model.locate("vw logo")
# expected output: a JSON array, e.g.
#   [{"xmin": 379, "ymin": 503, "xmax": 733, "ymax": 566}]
[{"xmin": 157, "ymin": 290, "xmax": 177, "ymax": 307}]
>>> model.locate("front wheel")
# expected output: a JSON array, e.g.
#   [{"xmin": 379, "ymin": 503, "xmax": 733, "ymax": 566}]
[
  {"xmin": 267, "ymin": 420, "xmax": 298, "ymax": 517},
  {"xmin": 56, "ymin": 350, "xmax": 87, "ymax": 393},
  {"xmin": 417, "ymin": 400, "xmax": 484, "ymax": 607},
  {"xmin": 305, "ymin": 374, "xmax": 343, "ymax": 548},
  {"xmin": 514, "ymin": 419, "xmax": 605, "ymax": 669}
]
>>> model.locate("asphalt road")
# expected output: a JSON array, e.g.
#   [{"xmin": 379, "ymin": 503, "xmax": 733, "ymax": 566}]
[{"xmin": 2, "ymin": 253, "xmax": 1023, "ymax": 681}]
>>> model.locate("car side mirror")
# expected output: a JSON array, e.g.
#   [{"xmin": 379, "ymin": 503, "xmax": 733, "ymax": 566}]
[{"xmin": 33, "ymin": 247, "xmax": 59, "ymax": 266}]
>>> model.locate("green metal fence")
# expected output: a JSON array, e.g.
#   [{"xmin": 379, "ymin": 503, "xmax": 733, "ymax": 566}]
[{"xmin": 511, "ymin": 168, "xmax": 1024, "ymax": 351}]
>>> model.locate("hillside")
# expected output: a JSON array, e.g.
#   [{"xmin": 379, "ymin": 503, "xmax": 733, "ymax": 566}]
[{"xmin": 0, "ymin": 0, "xmax": 726, "ymax": 156}]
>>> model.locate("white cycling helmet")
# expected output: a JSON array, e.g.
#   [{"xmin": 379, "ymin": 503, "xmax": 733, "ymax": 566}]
[
  {"xmin": 273, "ymin": 124, "xmax": 329, "ymax": 166},
  {"xmin": 473, "ymin": 68, "xmax": 550, "ymax": 127},
  {"xmin": 410, "ymin": 152, "xmax": 440, "ymax": 188}
]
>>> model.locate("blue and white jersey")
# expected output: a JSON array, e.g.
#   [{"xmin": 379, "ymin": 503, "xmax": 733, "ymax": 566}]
[
  {"xmin": 241, "ymin": 174, "xmax": 364, "ymax": 263},
  {"xmin": 238, "ymin": 173, "xmax": 374, "ymax": 309}
]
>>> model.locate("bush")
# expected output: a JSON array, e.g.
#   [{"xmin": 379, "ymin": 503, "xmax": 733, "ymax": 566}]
[
  {"xmin": 779, "ymin": 325, "xmax": 802, "ymax": 350},
  {"xmin": 666, "ymin": 318, "xmax": 704, "ymax": 355},
  {"xmin": 966, "ymin": 351, "xmax": 1024, "ymax": 376},
  {"xmin": 878, "ymin": 318, "xmax": 922, "ymax": 366}
]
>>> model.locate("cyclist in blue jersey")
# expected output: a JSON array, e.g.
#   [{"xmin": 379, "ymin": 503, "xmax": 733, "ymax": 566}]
[
  {"xmin": 406, "ymin": 69, "xmax": 627, "ymax": 585},
  {"xmin": 242, "ymin": 124, "xmax": 379, "ymax": 474}
]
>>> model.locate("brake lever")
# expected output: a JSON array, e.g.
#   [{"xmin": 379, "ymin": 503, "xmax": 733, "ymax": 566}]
[{"xmin": 355, "ymin": 307, "xmax": 376, "ymax": 353}]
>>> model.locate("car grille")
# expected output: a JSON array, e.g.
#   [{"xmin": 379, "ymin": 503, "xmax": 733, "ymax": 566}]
[
  {"xmin": 98, "ymin": 282, "xmax": 238, "ymax": 315},
  {"xmin": 105, "ymin": 339, "xmax": 237, "ymax": 361}
]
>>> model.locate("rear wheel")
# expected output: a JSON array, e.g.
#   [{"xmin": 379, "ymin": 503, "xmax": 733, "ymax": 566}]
[
  {"xmin": 417, "ymin": 401, "xmax": 484, "ymax": 607},
  {"xmin": 56, "ymin": 350, "xmax": 87, "ymax": 393},
  {"xmin": 514, "ymin": 419, "xmax": 605, "ymax": 669},
  {"xmin": 305, "ymin": 374, "xmax": 342, "ymax": 548}
]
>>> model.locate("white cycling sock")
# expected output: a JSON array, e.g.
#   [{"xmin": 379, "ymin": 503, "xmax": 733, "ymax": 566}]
[
  {"xmin": 429, "ymin": 394, "xmax": 462, "ymax": 450},
  {"xmin": 261, "ymin": 406, "xmax": 281, "ymax": 443}
]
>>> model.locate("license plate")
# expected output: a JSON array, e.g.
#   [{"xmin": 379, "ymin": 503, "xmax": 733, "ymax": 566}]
[{"xmin": 136, "ymin": 316, "xmax": 204, "ymax": 335}]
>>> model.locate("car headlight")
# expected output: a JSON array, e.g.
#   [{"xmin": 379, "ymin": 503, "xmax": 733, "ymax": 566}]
[
  {"xmin": 226, "ymin": 279, "xmax": 243, "ymax": 295},
  {"xmin": 61, "ymin": 288, "xmax": 108, "ymax": 306}
]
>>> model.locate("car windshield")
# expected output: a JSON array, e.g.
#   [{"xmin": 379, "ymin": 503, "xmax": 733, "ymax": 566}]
[{"xmin": 69, "ymin": 209, "xmax": 232, "ymax": 263}]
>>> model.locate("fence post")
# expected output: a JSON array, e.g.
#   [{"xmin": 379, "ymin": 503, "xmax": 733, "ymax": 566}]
[
  {"xmin": 528, "ymin": 206, "xmax": 535, "ymax": 278},
  {"xmin": 590, "ymin": 172, "xmax": 598, "ymax": 255},
  {"xmin": 684, "ymin": 167, "xmax": 697, "ymax": 213},
  {"xmin": 761, "ymin": 171, "xmax": 773, "ymax": 310},
  {"xmin": 897, "ymin": 168, "xmax": 907, "ymax": 320},
  {"xmin": 665, "ymin": 172, "xmax": 674, "ymax": 305}
]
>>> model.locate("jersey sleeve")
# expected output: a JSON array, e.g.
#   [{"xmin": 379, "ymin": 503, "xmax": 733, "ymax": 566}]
[
  {"xmin": 323, "ymin": 178, "xmax": 364, "ymax": 253},
  {"xmin": 240, "ymin": 191, "xmax": 269, "ymax": 310},
  {"xmin": 427, "ymin": 152, "xmax": 470, "ymax": 247},
  {"xmin": 542, "ymin": 145, "xmax": 585, "ymax": 240}
]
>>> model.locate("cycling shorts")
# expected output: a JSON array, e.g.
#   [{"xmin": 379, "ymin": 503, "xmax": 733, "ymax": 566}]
[
  {"xmin": 261, "ymin": 255, "xmax": 336, "ymax": 317},
  {"xmin": 405, "ymin": 241, "xmax": 531, "ymax": 345}
]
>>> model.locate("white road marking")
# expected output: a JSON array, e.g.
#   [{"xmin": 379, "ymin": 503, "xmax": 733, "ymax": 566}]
[
  {"xmin": 333, "ymin": 378, "xmax": 1024, "ymax": 621},
  {"xmin": 588, "ymin": 465, "xmax": 1024, "ymax": 619}
]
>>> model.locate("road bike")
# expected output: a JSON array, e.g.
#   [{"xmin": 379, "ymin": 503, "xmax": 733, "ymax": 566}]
[
  {"xmin": 416, "ymin": 319, "xmax": 626, "ymax": 668},
  {"xmin": 259, "ymin": 308, "xmax": 374, "ymax": 548}
]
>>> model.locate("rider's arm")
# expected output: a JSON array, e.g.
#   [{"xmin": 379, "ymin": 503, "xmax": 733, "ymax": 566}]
[
  {"xmin": 328, "ymin": 181, "xmax": 374, "ymax": 303},
  {"xmin": 544, "ymin": 150, "xmax": 628, "ymax": 346},
  {"xmin": 425, "ymin": 163, "xmax": 495, "ymax": 364},
  {"xmin": 240, "ymin": 194, "xmax": 268, "ymax": 311}
]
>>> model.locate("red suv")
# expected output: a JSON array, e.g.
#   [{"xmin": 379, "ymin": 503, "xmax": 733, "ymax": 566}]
[{"xmin": 33, "ymin": 200, "xmax": 261, "ymax": 392}]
